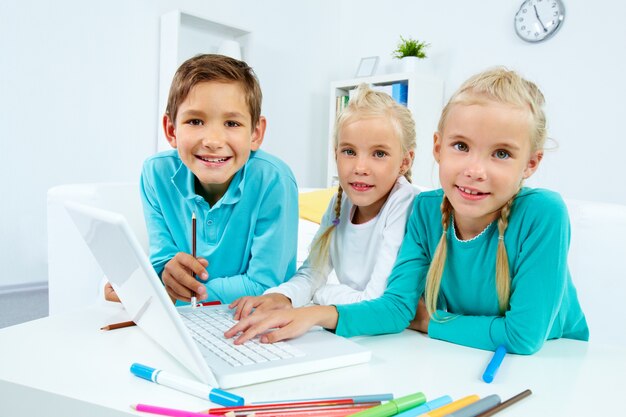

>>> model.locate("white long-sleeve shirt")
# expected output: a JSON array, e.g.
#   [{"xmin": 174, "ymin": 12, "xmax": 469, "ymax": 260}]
[{"xmin": 265, "ymin": 177, "xmax": 418, "ymax": 307}]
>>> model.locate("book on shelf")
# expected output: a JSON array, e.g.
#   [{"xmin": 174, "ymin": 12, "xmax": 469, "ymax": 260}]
[
  {"xmin": 335, "ymin": 95, "xmax": 349, "ymax": 115},
  {"xmin": 392, "ymin": 82, "xmax": 408, "ymax": 106},
  {"xmin": 335, "ymin": 81, "xmax": 408, "ymax": 117}
]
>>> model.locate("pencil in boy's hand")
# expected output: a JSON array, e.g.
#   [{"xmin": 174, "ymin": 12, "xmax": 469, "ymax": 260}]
[
  {"xmin": 100, "ymin": 320, "xmax": 136, "ymax": 331},
  {"xmin": 191, "ymin": 212, "xmax": 197, "ymax": 309}
]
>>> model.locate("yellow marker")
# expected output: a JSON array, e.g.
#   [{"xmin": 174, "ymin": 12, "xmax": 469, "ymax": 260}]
[{"xmin": 422, "ymin": 395, "xmax": 480, "ymax": 417}]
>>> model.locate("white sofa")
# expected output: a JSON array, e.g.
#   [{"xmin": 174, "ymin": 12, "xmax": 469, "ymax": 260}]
[{"xmin": 47, "ymin": 183, "xmax": 626, "ymax": 346}]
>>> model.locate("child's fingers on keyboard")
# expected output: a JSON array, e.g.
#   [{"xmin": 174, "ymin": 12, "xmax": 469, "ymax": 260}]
[
  {"xmin": 232, "ymin": 314, "xmax": 277, "ymax": 344},
  {"xmin": 239, "ymin": 299, "xmax": 258, "ymax": 319},
  {"xmin": 224, "ymin": 317, "xmax": 249, "ymax": 339},
  {"xmin": 260, "ymin": 326, "xmax": 294, "ymax": 344}
]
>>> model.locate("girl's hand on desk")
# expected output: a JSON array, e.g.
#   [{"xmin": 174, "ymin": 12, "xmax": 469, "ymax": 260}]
[
  {"xmin": 229, "ymin": 293, "xmax": 293, "ymax": 320},
  {"xmin": 408, "ymin": 298, "xmax": 430, "ymax": 334},
  {"xmin": 162, "ymin": 253, "xmax": 209, "ymax": 302},
  {"xmin": 104, "ymin": 282, "xmax": 120, "ymax": 303},
  {"xmin": 225, "ymin": 305, "xmax": 338, "ymax": 345}
]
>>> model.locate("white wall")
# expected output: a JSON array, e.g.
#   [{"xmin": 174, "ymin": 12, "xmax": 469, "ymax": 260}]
[
  {"xmin": 0, "ymin": 0, "xmax": 161, "ymax": 288},
  {"xmin": 1, "ymin": 0, "xmax": 625, "ymax": 288},
  {"xmin": 0, "ymin": 0, "xmax": 336, "ymax": 288},
  {"xmin": 335, "ymin": 0, "xmax": 626, "ymax": 205}
]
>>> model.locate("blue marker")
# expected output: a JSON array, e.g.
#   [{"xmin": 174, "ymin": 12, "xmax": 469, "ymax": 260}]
[
  {"xmin": 446, "ymin": 394, "xmax": 501, "ymax": 417},
  {"xmin": 482, "ymin": 345, "xmax": 507, "ymax": 383},
  {"xmin": 130, "ymin": 363, "xmax": 244, "ymax": 406},
  {"xmin": 394, "ymin": 395, "xmax": 453, "ymax": 417}
]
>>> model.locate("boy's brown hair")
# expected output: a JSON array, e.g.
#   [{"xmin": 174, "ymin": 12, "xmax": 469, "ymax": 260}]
[{"xmin": 165, "ymin": 54, "xmax": 263, "ymax": 128}]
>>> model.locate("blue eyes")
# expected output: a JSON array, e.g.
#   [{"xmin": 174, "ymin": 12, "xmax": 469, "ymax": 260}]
[
  {"xmin": 340, "ymin": 149, "xmax": 388, "ymax": 158},
  {"xmin": 452, "ymin": 142, "xmax": 511, "ymax": 160},
  {"xmin": 494, "ymin": 150, "xmax": 510, "ymax": 160}
]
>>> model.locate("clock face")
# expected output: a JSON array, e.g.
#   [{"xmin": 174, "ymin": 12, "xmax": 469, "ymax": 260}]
[{"xmin": 515, "ymin": 0, "xmax": 565, "ymax": 43}]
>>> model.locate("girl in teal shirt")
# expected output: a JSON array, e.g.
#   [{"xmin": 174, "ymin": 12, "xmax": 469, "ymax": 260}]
[{"xmin": 226, "ymin": 67, "xmax": 588, "ymax": 354}]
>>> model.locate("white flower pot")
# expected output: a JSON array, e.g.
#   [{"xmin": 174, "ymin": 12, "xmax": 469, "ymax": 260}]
[{"xmin": 400, "ymin": 56, "xmax": 429, "ymax": 73}]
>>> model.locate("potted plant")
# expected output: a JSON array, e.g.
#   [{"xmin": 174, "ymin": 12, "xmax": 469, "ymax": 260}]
[{"xmin": 392, "ymin": 36, "xmax": 430, "ymax": 72}]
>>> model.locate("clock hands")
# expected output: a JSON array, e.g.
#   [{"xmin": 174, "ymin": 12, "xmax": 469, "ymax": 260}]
[{"xmin": 533, "ymin": 4, "xmax": 548, "ymax": 32}]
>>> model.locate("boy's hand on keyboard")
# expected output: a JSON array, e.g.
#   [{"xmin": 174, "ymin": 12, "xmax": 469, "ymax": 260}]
[
  {"xmin": 162, "ymin": 252, "xmax": 209, "ymax": 303},
  {"xmin": 229, "ymin": 294, "xmax": 293, "ymax": 320},
  {"xmin": 224, "ymin": 305, "xmax": 338, "ymax": 344}
]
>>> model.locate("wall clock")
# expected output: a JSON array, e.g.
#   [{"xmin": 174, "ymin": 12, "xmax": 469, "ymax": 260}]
[{"xmin": 514, "ymin": 0, "xmax": 566, "ymax": 43}]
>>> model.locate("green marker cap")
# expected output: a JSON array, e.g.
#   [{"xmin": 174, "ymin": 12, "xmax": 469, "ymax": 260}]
[
  {"xmin": 350, "ymin": 392, "xmax": 426, "ymax": 417},
  {"xmin": 395, "ymin": 392, "xmax": 427, "ymax": 413}
]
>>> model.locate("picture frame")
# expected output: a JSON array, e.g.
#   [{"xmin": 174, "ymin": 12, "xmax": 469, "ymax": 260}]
[{"xmin": 355, "ymin": 56, "xmax": 379, "ymax": 78}]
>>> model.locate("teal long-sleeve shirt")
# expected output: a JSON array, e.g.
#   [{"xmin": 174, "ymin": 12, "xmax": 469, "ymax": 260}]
[
  {"xmin": 140, "ymin": 149, "xmax": 298, "ymax": 304},
  {"xmin": 336, "ymin": 188, "xmax": 588, "ymax": 354}
]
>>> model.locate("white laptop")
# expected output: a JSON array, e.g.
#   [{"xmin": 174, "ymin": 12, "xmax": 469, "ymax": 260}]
[{"xmin": 64, "ymin": 202, "xmax": 371, "ymax": 388}]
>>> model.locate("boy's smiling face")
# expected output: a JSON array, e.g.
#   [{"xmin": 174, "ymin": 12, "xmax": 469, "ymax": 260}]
[{"xmin": 164, "ymin": 81, "xmax": 265, "ymax": 204}]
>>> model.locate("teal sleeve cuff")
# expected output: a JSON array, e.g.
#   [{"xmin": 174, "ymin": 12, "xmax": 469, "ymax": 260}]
[{"xmin": 428, "ymin": 310, "xmax": 499, "ymax": 351}]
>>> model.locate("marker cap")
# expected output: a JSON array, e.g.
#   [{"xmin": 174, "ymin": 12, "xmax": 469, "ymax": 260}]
[
  {"xmin": 130, "ymin": 363, "xmax": 157, "ymax": 382},
  {"xmin": 210, "ymin": 388, "xmax": 245, "ymax": 406},
  {"xmin": 395, "ymin": 395, "xmax": 453, "ymax": 417},
  {"xmin": 395, "ymin": 392, "xmax": 427, "ymax": 413}
]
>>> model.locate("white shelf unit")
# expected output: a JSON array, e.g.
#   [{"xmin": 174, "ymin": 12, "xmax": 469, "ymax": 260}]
[
  {"xmin": 157, "ymin": 10, "xmax": 251, "ymax": 151},
  {"xmin": 326, "ymin": 72, "xmax": 444, "ymax": 189}
]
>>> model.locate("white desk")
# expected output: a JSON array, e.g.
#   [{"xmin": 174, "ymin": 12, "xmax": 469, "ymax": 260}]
[{"xmin": 0, "ymin": 304, "xmax": 623, "ymax": 417}]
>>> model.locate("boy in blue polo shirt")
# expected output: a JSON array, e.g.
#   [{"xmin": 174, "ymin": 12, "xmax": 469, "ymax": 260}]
[{"xmin": 107, "ymin": 54, "xmax": 298, "ymax": 304}]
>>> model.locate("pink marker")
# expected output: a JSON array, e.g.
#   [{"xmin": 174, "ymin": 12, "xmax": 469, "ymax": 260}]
[{"xmin": 132, "ymin": 403, "xmax": 220, "ymax": 417}]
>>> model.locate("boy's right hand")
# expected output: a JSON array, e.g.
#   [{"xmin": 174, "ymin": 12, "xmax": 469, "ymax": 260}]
[
  {"xmin": 162, "ymin": 252, "xmax": 209, "ymax": 303},
  {"xmin": 229, "ymin": 293, "xmax": 293, "ymax": 320}
]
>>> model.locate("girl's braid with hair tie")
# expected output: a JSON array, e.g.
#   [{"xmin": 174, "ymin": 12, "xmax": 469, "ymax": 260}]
[{"xmin": 332, "ymin": 186, "xmax": 343, "ymax": 227}]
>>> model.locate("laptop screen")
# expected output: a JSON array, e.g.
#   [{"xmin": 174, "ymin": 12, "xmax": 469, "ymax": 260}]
[{"xmin": 64, "ymin": 202, "xmax": 216, "ymax": 386}]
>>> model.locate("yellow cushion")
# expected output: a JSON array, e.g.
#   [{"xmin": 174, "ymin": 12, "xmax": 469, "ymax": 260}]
[{"xmin": 298, "ymin": 188, "xmax": 337, "ymax": 224}]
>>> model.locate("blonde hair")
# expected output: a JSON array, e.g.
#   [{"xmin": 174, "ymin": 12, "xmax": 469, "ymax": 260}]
[
  {"xmin": 309, "ymin": 84, "xmax": 416, "ymax": 270},
  {"xmin": 425, "ymin": 67, "xmax": 547, "ymax": 316}
]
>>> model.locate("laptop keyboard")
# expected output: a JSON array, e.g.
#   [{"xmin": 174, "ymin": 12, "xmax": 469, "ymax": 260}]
[{"xmin": 180, "ymin": 308, "xmax": 306, "ymax": 367}]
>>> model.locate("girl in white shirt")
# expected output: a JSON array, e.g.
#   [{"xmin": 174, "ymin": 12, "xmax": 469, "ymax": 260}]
[{"xmin": 230, "ymin": 83, "xmax": 419, "ymax": 318}]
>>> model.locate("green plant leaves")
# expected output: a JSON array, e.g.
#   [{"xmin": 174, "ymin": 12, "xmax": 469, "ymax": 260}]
[{"xmin": 392, "ymin": 36, "xmax": 430, "ymax": 59}]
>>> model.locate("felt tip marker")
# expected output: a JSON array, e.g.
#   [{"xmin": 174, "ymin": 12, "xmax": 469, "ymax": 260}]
[
  {"xmin": 130, "ymin": 363, "xmax": 243, "ymax": 406},
  {"xmin": 394, "ymin": 395, "xmax": 453, "ymax": 417},
  {"xmin": 251, "ymin": 394, "xmax": 394, "ymax": 405},
  {"xmin": 422, "ymin": 395, "xmax": 480, "ymax": 417},
  {"xmin": 348, "ymin": 392, "xmax": 426, "ymax": 417},
  {"xmin": 482, "ymin": 345, "xmax": 507, "ymax": 383},
  {"xmin": 446, "ymin": 395, "xmax": 501, "ymax": 417},
  {"xmin": 132, "ymin": 403, "xmax": 221, "ymax": 417}
]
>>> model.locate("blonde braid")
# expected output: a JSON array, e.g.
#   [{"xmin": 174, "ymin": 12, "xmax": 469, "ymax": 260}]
[
  {"xmin": 495, "ymin": 196, "xmax": 515, "ymax": 313},
  {"xmin": 425, "ymin": 196, "xmax": 453, "ymax": 317},
  {"xmin": 309, "ymin": 186, "xmax": 343, "ymax": 271},
  {"xmin": 403, "ymin": 166, "xmax": 413, "ymax": 184}
]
